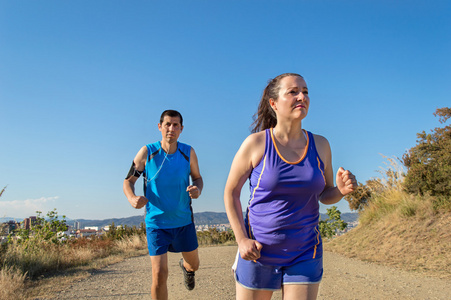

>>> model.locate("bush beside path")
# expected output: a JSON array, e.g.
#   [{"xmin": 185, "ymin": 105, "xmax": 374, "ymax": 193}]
[{"xmin": 49, "ymin": 245, "xmax": 450, "ymax": 300}]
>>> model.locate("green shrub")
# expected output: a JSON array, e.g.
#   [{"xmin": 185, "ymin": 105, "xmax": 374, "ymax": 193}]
[
  {"xmin": 197, "ymin": 228, "xmax": 235, "ymax": 246},
  {"xmin": 402, "ymin": 107, "xmax": 451, "ymax": 203},
  {"xmin": 319, "ymin": 206, "xmax": 347, "ymax": 239},
  {"xmin": 105, "ymin": 222, "xmax": 146, "ymax": 240}
]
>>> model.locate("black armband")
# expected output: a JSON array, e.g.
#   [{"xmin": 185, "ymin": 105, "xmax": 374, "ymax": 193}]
[{"xmin": 125, "ymin": 161, "xmax": 143, "ymax": 179}]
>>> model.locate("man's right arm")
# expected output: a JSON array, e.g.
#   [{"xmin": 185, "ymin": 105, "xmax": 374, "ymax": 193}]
[{"xmin": 123, "ymin": 146, "xmax": 148, "ymax": 209}]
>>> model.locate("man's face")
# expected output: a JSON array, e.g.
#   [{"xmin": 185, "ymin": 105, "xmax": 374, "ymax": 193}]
[{"xmin": 158, "ymin": 115, "xmax": 183, "ymax": 144}]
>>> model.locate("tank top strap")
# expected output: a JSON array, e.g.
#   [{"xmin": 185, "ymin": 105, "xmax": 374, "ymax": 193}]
[
  {"xmin": 305, "ymin": 131, "xmax": 316, "ymax": 155},
  {"xmin": 146, "ymin": 141, "xmax": 161, "ymax": 162},
  {"xmin": 265, "ymin": 128, "xmax": 272, "ymax": 155},
  {"xmin": 176, "ymin": 142, "xmax": 191, "ymax": 162},
  {"xmin": 306, "ymin": 130, "xmax": 325, "ymax": 166}
]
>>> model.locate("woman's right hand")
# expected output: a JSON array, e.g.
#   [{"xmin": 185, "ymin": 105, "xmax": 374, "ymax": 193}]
[{"xmin": 238, "ymin": 238, "xmax": 263, "ymax": 261}]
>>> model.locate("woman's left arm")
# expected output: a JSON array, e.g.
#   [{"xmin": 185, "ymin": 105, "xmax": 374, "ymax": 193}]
[{"xmin": 314, "ymin": 135, "xmax": 357, "ymax": 205}]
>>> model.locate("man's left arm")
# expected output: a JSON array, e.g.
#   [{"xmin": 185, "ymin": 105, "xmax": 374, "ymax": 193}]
[{"xmin": 187, "ymin": 147, "xmax": 203, "ymax": 199}]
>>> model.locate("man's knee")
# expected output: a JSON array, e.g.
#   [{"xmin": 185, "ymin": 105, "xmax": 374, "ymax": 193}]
[
  {"xmin": 184, "ymin": 258, "xmax": 200, "ymax": 272},
  {"xmin": 152, "ymin": 267, "xmax": 169, "ymax": 284}
]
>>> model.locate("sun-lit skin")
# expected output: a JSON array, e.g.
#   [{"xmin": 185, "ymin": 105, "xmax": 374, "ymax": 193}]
[
  {"xmin": 123, "ymin": 111, "xmax": 203, "ymax": 299},
  {"xmin": 224, "ymin": 73, "xmax": 357, "ymax": 300},
  {"xmin": 270, "ymin": 76, "xmax": 310, "ymax": 123},
  {"xmin": 158, "ymin": 116, "xmax": 184, "ymax": 152}
]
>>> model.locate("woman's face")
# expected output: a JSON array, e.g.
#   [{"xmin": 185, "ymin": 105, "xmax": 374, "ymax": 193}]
[{"xmin": 270, "ymin": 75, "xmax": 309, "ymax": 121}]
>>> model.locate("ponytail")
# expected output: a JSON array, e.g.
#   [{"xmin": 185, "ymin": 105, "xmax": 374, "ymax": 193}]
[{"xmin": 251, "ymin": 73, "xmax": 303, "ymax": 133}]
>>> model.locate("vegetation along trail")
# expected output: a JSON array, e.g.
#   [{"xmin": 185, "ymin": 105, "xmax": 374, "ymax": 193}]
[{"xmin": 50, "ymin": 245, "xmax": 449, "ymax": 300}]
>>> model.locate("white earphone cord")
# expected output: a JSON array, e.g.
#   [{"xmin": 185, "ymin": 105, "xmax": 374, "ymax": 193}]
[{"xmin": 144, "ymin": 148, "xmax": 169, "ymax": 183}]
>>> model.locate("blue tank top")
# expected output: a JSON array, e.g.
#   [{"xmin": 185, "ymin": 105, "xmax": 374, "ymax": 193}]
[
  {"xmin": 245, "ymin": 128, "xmax": 326, "ymax": 266},
  {"xmin": 143, "ymin": 141, "xmax": 193, "ymax": 229}
]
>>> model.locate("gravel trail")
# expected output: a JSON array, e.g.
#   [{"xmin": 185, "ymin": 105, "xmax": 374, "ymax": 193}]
[{"xmin": 53, "ymin": 246, "xmax": 450, "ymax": 299}]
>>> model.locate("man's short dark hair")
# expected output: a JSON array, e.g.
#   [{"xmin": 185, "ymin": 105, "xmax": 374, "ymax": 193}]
[{"xmin": 160, "ymin": 110, "xmax": 183, "ymax": 126}]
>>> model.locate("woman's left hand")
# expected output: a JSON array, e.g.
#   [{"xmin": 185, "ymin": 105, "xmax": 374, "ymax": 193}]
[{"xmin": 336, "ymin": 167, "xmax": 357, "ymax": 196}]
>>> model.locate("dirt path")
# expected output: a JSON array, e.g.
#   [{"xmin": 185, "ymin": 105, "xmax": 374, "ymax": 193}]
[{"xmin": 52, "ymin": 246, "xmax": 450, "ymax": 299}]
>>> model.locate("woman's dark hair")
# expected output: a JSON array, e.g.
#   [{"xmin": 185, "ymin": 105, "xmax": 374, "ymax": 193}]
[
  {"xmin": 251, "ymin": 73, "xmax": 303, "ymax": 133},
  {"xmin": 160, "ymin": 109, "xmax": 183, "ymax": 126}
]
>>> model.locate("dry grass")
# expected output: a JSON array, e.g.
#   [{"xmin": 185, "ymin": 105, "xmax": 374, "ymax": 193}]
[
  {"xmin": 0, "ymin": 234, "xmax": 148, "ymax": 299},
  {"xmin": 0, "ymin": 267, "xmax": 26, "ymax": 300},
  {"xmin": 2, "ymin": 240, "xmax": 101, "ymax": 279},
  {"xmin": 327, "ymin": 157, "xmax": 451, "ymax": 278},
  {"xmin": 115, "ymin": 234, "xmax": 147, "ymax": 252},
  {"xmin": 326, "ymin": 211, "xmax": 451, "ymax": 278},
  {"xmin": 1, "ymin": 230, "xmax": 233, "ymax": 299}
]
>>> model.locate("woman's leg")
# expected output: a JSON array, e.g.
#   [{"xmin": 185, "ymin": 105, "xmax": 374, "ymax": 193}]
[
  {"xmin": 236, "ymin": 282, "xmax": 273, "ymax": 300},
  {"xmin": 282, "ymin": 283, "xmax": 319, "ymax": 300}
]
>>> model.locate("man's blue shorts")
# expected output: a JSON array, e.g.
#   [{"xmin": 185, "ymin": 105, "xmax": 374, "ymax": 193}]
[
  {"xmin": 146, "ymin": 222, "xmax": 198, "ymax": 256},
  {"xmin": 232, "ymin": 252, "xmax": 323, "ymax": 290}
]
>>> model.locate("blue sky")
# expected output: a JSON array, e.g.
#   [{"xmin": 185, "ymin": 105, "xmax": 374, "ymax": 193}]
[{"xmin": 1, "ymin": 1, "xmax": 450, "ymax": 220}]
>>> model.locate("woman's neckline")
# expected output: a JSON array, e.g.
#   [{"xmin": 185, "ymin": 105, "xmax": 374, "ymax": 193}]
[{"xmin": 270, "ymin": 128, "xmax": 309, "ymax": 165}]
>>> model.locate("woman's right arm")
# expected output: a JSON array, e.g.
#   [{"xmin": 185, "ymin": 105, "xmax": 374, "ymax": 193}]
[{"xmin": 224, "ymin": 132, "xmax": 265, "ymax": 261}]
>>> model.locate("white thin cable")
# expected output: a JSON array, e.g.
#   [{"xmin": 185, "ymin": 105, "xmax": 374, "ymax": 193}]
[{"xmin": 144, "ymin": 148, "xmax": 169, "ymax": 183}]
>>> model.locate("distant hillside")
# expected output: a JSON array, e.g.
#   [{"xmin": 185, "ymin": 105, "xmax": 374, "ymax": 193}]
[
  {"xmin": 2, "ymin": 211, "xmax": 359, "ymax": 229},
  {"xmin": 69, "ymin": 211, "xmax": 359, "ymax": 228},
  {"xmin": 71, "ymin": 212, "xmax": 230, "ymax": 228},
  {"xmin": 337, "ymin": 212, "xmax": 359, "ymax": 223},
  {"xmin": 0, "ymin": 217, "xmax": 23, "ymax": 223},
  {"xmin": 72, "ymin": 215, "xmax": 145, "ymax": 228},
  {"xmin": 193, "ymin": 212, "xmax": 230, "ymax": 225},
  {"xmin": 0, "ymin": 211, "xmax": 359, "ymax": 228}
]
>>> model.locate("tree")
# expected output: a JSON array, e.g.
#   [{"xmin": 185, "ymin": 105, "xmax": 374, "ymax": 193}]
[
  {"xmin": 402, "ymin": 107, "xmax": 451, "ymax": 198},
  {"xmin": 106, "ymin": 222, "xmax": 117, "ymax": 239},
  {"xmin": 318, "ymin": 206, "xmax": 347, "ymax": 239},
  {"xmin": 344, "ymin": 182, "xmax": 372, "ymax": 211},
  {"xmin": 345, "ymin": 154, "xmax": 405, "ymax": 212},
  {"xmin": 11, "ymin": 209, "xmax": 68, "ymax": 245},
  {"xmin": 139, "ymin": 222, "xmax": 146, "ymax": 235}
]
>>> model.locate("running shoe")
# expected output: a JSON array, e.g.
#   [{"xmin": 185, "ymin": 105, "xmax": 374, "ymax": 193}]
[{"xmin": 179, "ymin": 258, "xmax": 195, "ymax": 290}]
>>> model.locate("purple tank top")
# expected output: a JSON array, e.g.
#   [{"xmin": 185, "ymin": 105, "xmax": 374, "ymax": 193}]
[{"xmin": 245, "ymin": 128, "xmax": 326, "ymax": 266}]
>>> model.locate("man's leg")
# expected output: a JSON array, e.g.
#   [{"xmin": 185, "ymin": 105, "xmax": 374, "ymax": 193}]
[
  {"xmin": 181, "ymin": 248, "xmax": 199, "ymax": 272},
  {"xmin": 150, "ymin": 253, "xmax": 169, "ymax": 300},
  {"xmin": 179, "ymin": 248, "xmax": 199, "ymax": 290}
]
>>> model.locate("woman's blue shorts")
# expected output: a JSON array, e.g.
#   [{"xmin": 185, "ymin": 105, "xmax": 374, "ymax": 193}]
[{"xmin": 232, "ymin": 252, "xmax": 323, "ymax": 290}]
